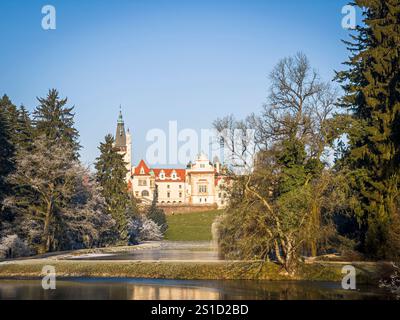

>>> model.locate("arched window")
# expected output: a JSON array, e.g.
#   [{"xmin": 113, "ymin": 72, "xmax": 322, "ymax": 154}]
[{"xmin": 141, "ymin": 190, "xmax": 150, "ymax": 197}]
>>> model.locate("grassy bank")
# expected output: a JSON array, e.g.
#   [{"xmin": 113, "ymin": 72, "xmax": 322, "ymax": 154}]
[
  {"xmin": 0, "ymin": 259, "xmax": 392, "ymax": 284},
  {"xmin": 164, "ymin": 209, "xmax": 222, "ymax": 241}
]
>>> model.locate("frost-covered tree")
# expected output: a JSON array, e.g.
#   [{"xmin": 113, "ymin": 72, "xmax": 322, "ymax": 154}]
[
  {"xmin": 56, "ymin": 170, "xmax": 119, "ymax": 250},
  {"xmin": 6, "ymin": 136, "xmax": 80, "ymax": 253},
  {"xmin": 129, "ymin": 216, "xmax": 163, "ymax": 242},
  {"xmin": 5, "ymin": 137, "xmax": 119, "ymax": 252},
  {"xmin": 0, "ymin": 234, "xmax": 31, "ymax": 259},
  {"xmin": 380, "ymin": 264, "xmax": 400, "ymax": 299}
]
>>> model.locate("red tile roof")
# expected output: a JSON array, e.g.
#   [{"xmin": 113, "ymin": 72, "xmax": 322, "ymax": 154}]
[
  {"xmin": 153, "ymin": 168, "xmax": 186, "ymax": 182},
  {"xmin": 133, "ymin": 160, "xmax": 186, "ymax": 182},
  {"xmin": 134, "ymin": 159, "xmax": 151, "ymax": 175}
]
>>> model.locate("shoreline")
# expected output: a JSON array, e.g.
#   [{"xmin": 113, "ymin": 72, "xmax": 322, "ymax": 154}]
[{"xmin": 0, "ymin": 259, "xmax": 393, "ymax": 283}]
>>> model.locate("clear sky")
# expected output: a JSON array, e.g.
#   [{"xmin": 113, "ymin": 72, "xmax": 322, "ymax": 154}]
[{"xmin": 0, "ymin": 0, "xmax": 354, "ymax": 167}]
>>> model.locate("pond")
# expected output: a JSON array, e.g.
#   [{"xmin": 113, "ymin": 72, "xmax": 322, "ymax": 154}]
[{"xmin": 0, "ymin": 278, "xmax": 393, "ymax": 300}]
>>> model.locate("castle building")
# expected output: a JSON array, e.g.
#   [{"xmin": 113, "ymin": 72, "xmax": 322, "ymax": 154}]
[{"xmin": 114, "ymin": 111, "xmax": 227, "ymax": 209}]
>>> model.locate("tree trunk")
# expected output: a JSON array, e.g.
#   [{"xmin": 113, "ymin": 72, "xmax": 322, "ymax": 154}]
[{"xmin": 41, "ymin": 201, "xmax": 53, "ymax": 253}]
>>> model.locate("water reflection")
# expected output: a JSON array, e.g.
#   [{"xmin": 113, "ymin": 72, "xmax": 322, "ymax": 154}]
[{"xmin": 0, "ymin": 278, "xmax": 393, "ymax": 300}]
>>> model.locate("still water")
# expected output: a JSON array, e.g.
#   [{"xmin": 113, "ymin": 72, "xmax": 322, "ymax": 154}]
[{"xmin": 0, "ymin": 278, "xmax": 393, "ymax": 300}]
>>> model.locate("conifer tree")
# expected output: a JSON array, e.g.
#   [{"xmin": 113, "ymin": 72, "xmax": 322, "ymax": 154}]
[
  {"xmin": 336, "ymin": 0, "xmax": 400, "ymax": 258},
  {"xmin": 0, "ymin": 96, "xmax": 33, "ymax": 153},
  {"xmin": 15, "ymin": 106, "xmax": 34, "ymax": 153},
  {"xmin": 146, "ymin": 185, "xmax": 167, "ymax": 233},
  {"xmin": 95, "ymin": 134, "xmax": 133, "ymax": 243},
  {"xmin": 0, "ymin": 95, "xmax": 19, "ymax": 137},
  {"xmin": 0, "ymin": 107, "xmax": 15, "ymax": 208},
  {"xmin": 33, "ymin": 89, "xmax": 80, "ymax": 158}
]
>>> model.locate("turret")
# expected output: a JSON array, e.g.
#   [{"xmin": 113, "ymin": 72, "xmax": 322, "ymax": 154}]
[
  {"xmin": 114, "ymin": 107, "xmax": 132, "ymax": 182},
  {"xmin": 115, "ymin": 108, "xmax": 127, "ymax": 150}
]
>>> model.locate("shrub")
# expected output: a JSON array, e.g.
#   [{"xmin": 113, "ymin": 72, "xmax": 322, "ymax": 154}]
[
  {"xmin": 380, "ymin": 264, "xmax": 400, "ymax": 299},
  {"xmin": 0, "ymin": 235, "xmax": 31, "ymax": 259},
  {"xmin": 128, "ymin": 216, "xmax": 163, "ymax": 242},
  {"xmin": 138, "ymin": 218, "xmax": 163, "ymax": 241}
]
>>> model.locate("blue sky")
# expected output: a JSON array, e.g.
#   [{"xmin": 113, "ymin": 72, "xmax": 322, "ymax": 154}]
[{"xmin": 0, "ymin": 0, "xmax": 354, "ymax": 167}]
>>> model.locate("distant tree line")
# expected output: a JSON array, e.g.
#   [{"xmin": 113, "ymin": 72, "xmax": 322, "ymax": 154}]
[
  {"xmin": 214, "ymin": 0, "xmax": 400, "ymax": 274},
  {"xmin": 0, "ymin": 89, "xmax": 166, "ymax": 258}
]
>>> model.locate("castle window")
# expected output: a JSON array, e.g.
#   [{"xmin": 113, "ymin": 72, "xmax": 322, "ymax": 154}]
[
  {"xmin": 141, "ymin": 190, "xmax": 150, "ymax": 197},
  {"xmin": 167, "ymin": 185, "xmax": 170, "ymax": 189},
  {"xmin": 140, "ymin": 167, "xmax": 145, "ymax": 174},
  {"xmin": 218, "ymin": 192, "xmax": 222, "ymax": 198},
  {"xmin": 179, "ymin": 185, "xmax": 182, "ymax": 189},
  {"xmin": 138, "ymin": 179, "xmax": 147, "ymax": 186},
  {"xmin": 159, "ymin": 171, "xmax": 165, "ymax": 180},
  {"xmin": 198, "ymin": 185, "xmax": 207, "ymax": 193},
  {"xmin": 200, "ymin": 164, "xmax": 205, "ymax": 168},
  {"xmin": 179, "ymin": 192, "xmax": 182, "ymax": 198},
  {"xmin": 167, "ymin": 192, "xmax": 170, "ymax": 198}
]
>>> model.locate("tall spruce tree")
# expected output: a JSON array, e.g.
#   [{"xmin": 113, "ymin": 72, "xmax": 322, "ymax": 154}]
[
  {"xmin": 0, "ymin": 107, "xmax": 15, "ymax": 209},
  {"xmin": 0, "ymin": 95, "xmax": 19, "ymax": 138},
  {"xmin": 0, "ymin": 95, "xmax": 17, "ymax": 233},
  {"xmin": 33, "ymin": 89, "xmax": 80, "ymax": 158},
  {"xmin": 0, "ymin": 96, "xmax": 34, "ymax": 154},
  {"xmin": 336, "ymin": 0, "xmax": 400, "ymax": 258},
  {"xmin": 15, "ymin": 106, "xmax": 34, "ymax": 153},
  {"xmin": 95, "ymin": 134, "xmax": 133, "ymax": 243}
]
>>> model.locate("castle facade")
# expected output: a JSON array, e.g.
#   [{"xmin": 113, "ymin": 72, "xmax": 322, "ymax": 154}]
[{"xmin": 113, "ymin": 111, "xmax": 227, "ymax": 208}]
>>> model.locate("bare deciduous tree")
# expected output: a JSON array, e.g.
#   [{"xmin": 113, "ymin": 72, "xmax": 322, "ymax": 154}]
[{"xmin": 213, "ymin": 53, "xmax": 341, "ymax": 274}]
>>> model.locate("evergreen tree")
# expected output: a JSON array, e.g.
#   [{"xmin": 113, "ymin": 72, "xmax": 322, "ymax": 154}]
[
  {"xmin": 146, "ymin": 185, "xmax": 167, "ymax": 233},
  {"xmin": 336, "ymin": 0, "xmax": 400, "ymax": 259},
  {"xmin": 15, "ymin": 106, "xmax": 34, "ymax": 153},
  {"xmin": 6, "ymin": 136, "xmax": 79, "ymax": 253},
  {"xmin": 1, "ymin": 103, "xmax": 35, "ymax": 237},
  {"xmin": 0, "ymin": 96, "xmax": 34, "ymax": 155},
  {"xmin": 0, "ymin": 95, "xmax": 19, "ymax": 139},
  {"xmin": 95, "ymin": 134, "xmax": 133, "ymax": 243},
  {"xmin": 33, "ymin": 89, "xmax": 80, "ymax": 158},
  {"xmin": 0, "ymin": 107, "xmax": 15, "ymax": 209},
  {"xmin": 0, "ymin": 96, "xmax": 17, "ymax": 235}
]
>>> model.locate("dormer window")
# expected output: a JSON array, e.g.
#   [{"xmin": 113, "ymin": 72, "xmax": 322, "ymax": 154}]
[
  {"xmin": 171, "ymin": 170, "xmax": 177, "ymax": 180},
  {"xmin": 140, "ymin": 167, "xmax": 145, "ymax": 174},
  {"xmin": 159, "ymin": 170, "xmax": 165, "ymax": 180}
]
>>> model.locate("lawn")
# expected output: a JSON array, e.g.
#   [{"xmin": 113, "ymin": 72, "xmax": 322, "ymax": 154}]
[{"xmin": 164, "ymin": 209, "xmax": 222, "ymax": 241}]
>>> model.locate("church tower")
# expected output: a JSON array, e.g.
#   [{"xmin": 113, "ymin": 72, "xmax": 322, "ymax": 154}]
[{"xmin": 114, "ymin": 108, "xmax": 132, "ymax": 182}]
